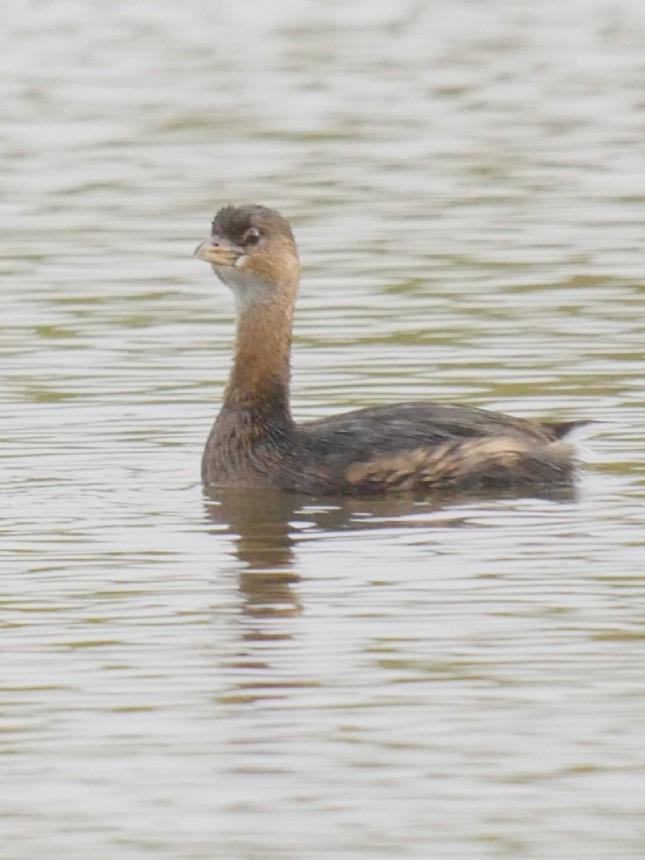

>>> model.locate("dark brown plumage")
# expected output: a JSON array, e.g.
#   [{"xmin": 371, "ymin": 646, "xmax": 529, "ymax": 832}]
[{"xmin": 195, "ymin": 204, "xmax": 584, "ymax": 495}]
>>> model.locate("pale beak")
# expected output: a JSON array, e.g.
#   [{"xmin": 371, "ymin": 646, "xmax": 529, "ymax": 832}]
[{"xmin": 194, "ymin": 236, "xmax": 244, "ymax": 266}]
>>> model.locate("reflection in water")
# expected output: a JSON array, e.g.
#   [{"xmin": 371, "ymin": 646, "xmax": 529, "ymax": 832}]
[
  {"xmin": 204, "ymin": 489, "xmax": 308, "ymax": 707},
  {"xmin": 205, "ymin": 487, "xmax": 300, "ymax": 570},
  {"xmin": 204, "ymin": 482, "xmax": 579, "ymax": 571},
  {"xmin": 204, "ymin": 487, "xmax": 304, "ymax": 621},
  {"xmin": 204, "ymin": 482, "xmax": 581, "ymax": 711}
]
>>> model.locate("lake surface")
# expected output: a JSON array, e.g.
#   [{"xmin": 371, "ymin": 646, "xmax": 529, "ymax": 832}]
[{"xmin": 2, "ymin": 1, "xmax": 645, "ymax": 857}]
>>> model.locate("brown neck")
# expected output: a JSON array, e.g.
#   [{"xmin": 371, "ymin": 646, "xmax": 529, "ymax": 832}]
[{"xmin": 223, "ymin": 295, "xmax": 294, "ymax": 427}]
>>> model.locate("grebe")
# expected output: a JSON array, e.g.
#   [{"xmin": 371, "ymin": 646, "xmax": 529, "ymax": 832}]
[{"xmin": 195, "ymin": 204, "xmax": 583, "ymax": 495}]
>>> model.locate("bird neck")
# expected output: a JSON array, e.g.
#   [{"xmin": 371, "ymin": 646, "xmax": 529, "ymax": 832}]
[{"xmin": 223, "ymin": 288, "xmax": 295, "ymax": 427}]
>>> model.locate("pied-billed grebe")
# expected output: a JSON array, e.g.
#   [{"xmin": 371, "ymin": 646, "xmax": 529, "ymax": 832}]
[{"xmin": 195, "ymin": 204, "xmax": 584, "ymax": 495}]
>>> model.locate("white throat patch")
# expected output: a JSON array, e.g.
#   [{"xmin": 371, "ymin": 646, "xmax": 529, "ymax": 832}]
[{"xmin": 212, "ymin": 260, "xmax": 274, "ymax": 312}]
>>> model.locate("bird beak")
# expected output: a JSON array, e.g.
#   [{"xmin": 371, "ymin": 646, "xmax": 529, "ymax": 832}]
[{"xmin": 194, "ymin": 236, "xmax": 244, "ymax": 266}]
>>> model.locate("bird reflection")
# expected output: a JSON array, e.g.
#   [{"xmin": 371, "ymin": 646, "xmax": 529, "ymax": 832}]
[
  {"xmin": 204, "ymin": 486, "xmax": 303, "ymax": 620},
  {"xmin": 204, "ymin": 487, "xmax": 300, "ymax": 570},
  {"xmin": 203, "ymin": 481, "xmax": 578, "ymax": 579},
  {"xmin": 203, "ymin": 485, "xmax": 449, "ymax": 577},
  {"xmin": 203, "ymin": 483, "xmax": 578, "ymax": 705}
]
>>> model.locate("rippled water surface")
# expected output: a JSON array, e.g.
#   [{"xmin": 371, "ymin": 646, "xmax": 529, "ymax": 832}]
[{"xmin": 2, "ymin": 1, "xmax": 645, "ymax": 857}]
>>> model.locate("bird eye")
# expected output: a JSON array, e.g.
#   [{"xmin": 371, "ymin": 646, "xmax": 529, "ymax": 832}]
[{"xmin": 243, "ymin": 227, "xmax": 261, "ymax": 246}]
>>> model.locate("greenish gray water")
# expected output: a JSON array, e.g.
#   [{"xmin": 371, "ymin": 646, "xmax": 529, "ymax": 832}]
[{"xmin": 2, "ymin": 1, "xmax": 645, "ymax": 858}]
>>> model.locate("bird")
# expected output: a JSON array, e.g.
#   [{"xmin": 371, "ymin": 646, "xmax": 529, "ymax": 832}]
[{"xmin": 194, "ymin": 204, "xmax": 584, "ymax": 495}]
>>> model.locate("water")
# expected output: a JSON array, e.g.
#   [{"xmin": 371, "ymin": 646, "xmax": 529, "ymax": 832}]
[{"xmin": 2, "ymin": 0, "xmax": 645, "ymax": 857}]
